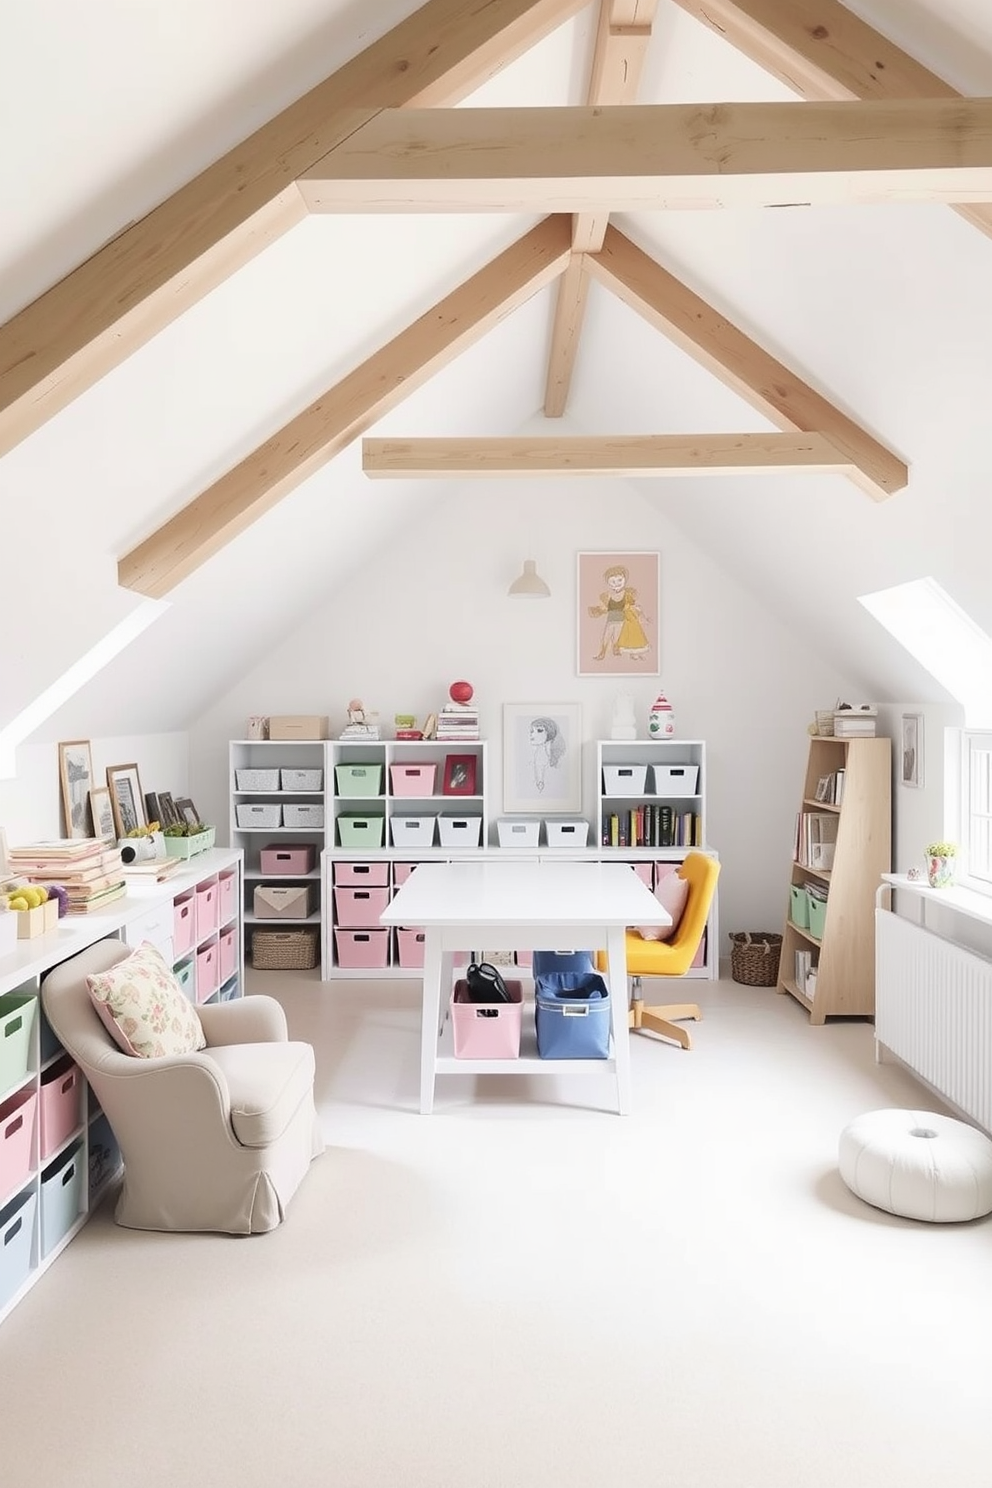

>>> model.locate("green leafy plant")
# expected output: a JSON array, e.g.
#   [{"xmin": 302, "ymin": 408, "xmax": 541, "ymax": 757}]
[
  {"xmin": 163, "ymin": 821, "xmax": 209, "ymax": 838},
  {"xmin": 926, "ymin": 841, "xmax": 957, "ymax": 857}
]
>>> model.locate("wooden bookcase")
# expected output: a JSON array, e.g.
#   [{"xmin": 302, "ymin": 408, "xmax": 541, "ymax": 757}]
[{"xmin": 779, "ymin": 735, "xmax": 891, "ymax": 1023}]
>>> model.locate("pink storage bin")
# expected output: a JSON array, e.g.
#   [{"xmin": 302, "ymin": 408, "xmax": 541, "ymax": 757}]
[
  {"xmin": 396, "ymin": 927, "xmax": 425, "ymax": 968},
  {"xmin": 173, "ymin": 893, "xmax": 195, "ymax": 959},
  {"xmin": 196, "ymin": 942, "xmax": 219, "ymax": 1003},
  {"xmin": 515, "ymin": 950, "xmax": 533, "ymax": 969},
  {"xmin": 631, "ymin": 862, "xmax": 654, "ymax": 888},
  {"xmin": 334, "ymin": 886, "xmax": 390, "ymax": 927},
  {"xmin": 218, "ymin": 926, "xmax": 237, "ymax": 985},
  {"xmin": 389, "ymin": 762, "xmax": 436, "ymax": 797},
  {"xmin": 260, "ymin": 844, "xmax": 317, "ymax": 875},
  {"xmin": 39, "ymin": 1058, "xmax": 83, "ymax": 1161},
  {"xmin": 451, "ymin": 980, "xmax": 523, "ymax": 1059},
  {"xmin": 334, "ymin": 929, "xmax": 389, "ymax": 969},
  {"xmin": 195, "ymin": 880, "xmax": 218, "ymax": 941},
  {"xmin": 218, "ymin": 870, "xmax": 237, "ymax": 926},
  {"xmin": 690, "ymin": 928, "xmax": 707, "ymax": 972},
  {"xmin": 333, "ymin": 861, "xmax": 389, "ymax": 888},
  {"xmin": 0, "ymin": 1088, "xmax": 37, "ymax": 1200},
  {"xmin": 392, "ymin": 862, "xmax": 418, "ymax": 887}
]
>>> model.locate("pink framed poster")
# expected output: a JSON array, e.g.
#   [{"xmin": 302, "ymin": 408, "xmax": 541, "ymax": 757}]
[{"xmin": 576, "ymin": 552, "xmax": 660, "ymax": 677}]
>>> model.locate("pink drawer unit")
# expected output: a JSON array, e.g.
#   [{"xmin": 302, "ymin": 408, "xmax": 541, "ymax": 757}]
[
  {"xmin": 218, "ymin": 927, "xmax": 237, "ymax": 985},
  {"xmin": 389, "ymin": 762, "xmax": 437, "ymax": 797},
  {"xmin": 395, "ymin": 927, "xmax": 425, "ymax": 968},
  {"xmin": 333, "ymin": 861, "xmax": 389, "ymax": 887},
  {"xmin": 334, "ymin": 886, "xmax": 390, "ymax": 927},
  {"xmin": 334, "ymin": 929, "xmax": 389, "ymax": 969},
  {"xmin": 173, "ymin": 893, "xmax": 195, "ymax": 959},
  {"xmin": 0, "ymin": 1088, "xmax": 37, "ymax": 1200},
  {"xmin": 631, "ymin": 862, "xmax": 653, "ymax": 888},
  {"xmin": 392, "ymin": 862, "xmax": 418, "ymax": 887},
  {"xmin": 195, "ymin": 942, "xmax": 219, "ymax": 1004},
  {"xmin": 39, "ymin": 1057, "xmax": 83, "ymax": 1161},
  {"xmin": 260, "ymin": 843, "xmax": 316, "ymax": 875},
  {"xmin": 195, "ymin": 880, "xmax": 219, "ymax": 942},
  {"xmin": 218, "ymin": 870, "xmax": 237, "ymax": 925}
]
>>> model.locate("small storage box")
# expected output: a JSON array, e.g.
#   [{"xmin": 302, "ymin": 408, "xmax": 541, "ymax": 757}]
[
  {"xmin": 652, "ymin": 763, "xmax": 700, "ymax": 797},
  {"xmin": 392, "ymin": 863, "xmax": 418, "ymax": 887},
  {"xmin": 535, "ymin": 973, "xmax": 611, "ymax": 1060},
  {"xmin": 173, "ymin": 893, "xmax": 195, "ymax": 958},
  {"xmin": 252, "ymin": 927, "xmax": 320, "ymax": 970},
  {"xmin": 281, "ymin": 768, "xmax": 323, "ymax": 791},
  {"xmin": 335, "ymin": 764, "xmax": 383, "ymax": 797},
  {"xmin": 39, "ymin": 1056, "xmax": 82, "ymax": 1160},
  {"xmin": 195, "ymin": 880, "xmax": 218, "ymax": 941},
  {"xmin": 451, "ymin": 979, "xmax": 523, "ymax": 1059},
  {"xmin": 260, "ymin": 843, "xmax": 316, "ymax": 875},
  {"xmin": 0, "ymin": 994, "xmax": 36, "ymax": 1098},
  {"xmin": 807, "ymin": 891, "xmax": 828, "ymax": 939},
  {"xmin": 496, "ymin": 819, "xmax": 541, "ymax": 848},
  {"xmin": 338, "ymin": 816, "xmax": 385, "ymax": 849},
  {"xmin": 235, "ymin": 768, "xmax": 280, "ymax": 791},
  {"xmin": 790, "ymin": 884, "xmax": 810, "ymax": 930},
  {"xmin": 333, "ymin": 886, "xmax": 390, "ymax": 927},
  {"xmin": 631, "ymin": 862, "xmax": 653, "ymax": 887},
  {"xmin": 396, "ymin": 927, "xmax": 426, "ymax": 968},
  {"xmin": 40, "ymin": 1139, "xmax": 84, "ymax": 1257},
  {"xmin": 390, "ymin": 816, "xmax": 436, "ymax": 848},
  {"xmin": 174, "ymin": 959, "xmax": 195, "ymax": 999},
  {"xmin": 437, "ymin": 815, "xmax": 482, "ymax": 848},
  {"xmin": 283, "ymin": 804, "xmax": 324, "ymax": 829},
  {"xmin": 254, "ymin": 884, "xmax": 315, "ymax": 920},
  {"xmin": 603, "ymin": 764, "xmax": 648, "ymax": 796},
  {"xmin": 196, "ymin": 942, "xmax": 219, "ymax": 1003},
  {"xmin": 268, "ymin": 715, "xmax": 329, "ymax": 740},
  {"xmin": 15, "ymin": 899, "xmax": 58, "ymax": 939},
  {"xmin": 389, "ymin": 763, "xmax": 436, "ymax": 797},
  {"xmin": 0, "ymin": 1088, "xmax": 37, "ymax": 1201},
  {"xmin": 334, "ymin": 860, "xmax": 389, "ymax": 887},
  {"xmin": 334, "ymin": 928, "xmax": 390, "ymax": 969},
  {"xmin": 545, "ymin": 820, "xmax": 590, "ymax": 848},
  {"xmin": 0, "ymin": 1190, "xmax": 36, "ymax": 1309},
  {"xmin": 218, "ymin": 926, "xmax": 237, "ymax": 984},
  {"xmin": 218, "ymin": 870, "xmax": 237, "ymax": 925},
  {"xmin": 87, "ymin": 1111, "xmax": 121, "ymax": 1200},
  {"xmin": 236, "ymin": 803, "xmax": 282, "ymax": 829}
]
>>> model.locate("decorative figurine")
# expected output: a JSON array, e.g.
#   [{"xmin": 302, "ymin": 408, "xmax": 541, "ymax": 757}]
[
  {"xmin": 648, "ymin": 690, "xmax": 676, "ymax": 738},
  {"xmin": 340, "ymin": 698, "xmax": 381, "ymax": 740},
  {"xmin": 610, "ymin": 693, "xmax": 638, "ymax": 741}
]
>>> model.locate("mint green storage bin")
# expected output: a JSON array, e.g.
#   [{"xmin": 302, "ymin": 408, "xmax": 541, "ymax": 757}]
[
  {"xmin": 337, "ymin": 815, "xmax": 385, "ymax": 849},
  {"xmin": 789, "ymin": 885, "xmax": 809, "ymax": 930},
  {"xmin": 0, "ymin": 994, "xmax": 37, "ymax": 1099},
  {"xmin": 335, "ymin": 764, "xmax": 383, "ymax": 797},
  {"xmin": 807, "ymin": 891, "xmax": 828, "ymax": 940}
]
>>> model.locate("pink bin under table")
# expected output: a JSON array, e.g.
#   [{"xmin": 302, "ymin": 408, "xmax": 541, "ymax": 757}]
[
  {"xmin": 39, "ymin": 1058, "xmax": 83, "ymax": 1161},
  {"xmin": 260, "ymin": 844, "xmax": 316, "ymax": 875},
  {"xmin": 218, "ymin": 870, "xmax": 237, "ymax": 926},
  {"xmin": 0, "ymin": 1088, "xmax": 37, "ymax": 1200},
  {"xmin": 451, "ymin": 980, "xmax": 523, "ymax": 1059},
  {"xmin": 173, "ymin": 893, "xmax": 195, "ymax": 959},
  {"xmin": 392, "ymin": 862, "xmax": 418, "ymax": 888},
  {"xmin": 196, "ymin": 941, "xmax": 219, "ymax": 1004},
  {"xmin": 395, "ymin": 927, "xmax": 425, "ymax": 968},
  {"xmin": 334, "ymin": 886, "xmax": 390, "ymax": 927},
  {"xmin": 389, "ymin": 762, "xmax": 436, "ymax": 797},
  {"xmin": 334, "ymin": 929, "xmax": 389, "ymax": 969},
  {"xmin": 195, "ymin": 880, "xmax": 218, "ymax": 941},
  {"xmin": 218, "ymin": 926, "xmax": 237, "ymax": 985},
  {"xmin": 333, "ymin": 861, "xmax": 389, "ymax": 888}
]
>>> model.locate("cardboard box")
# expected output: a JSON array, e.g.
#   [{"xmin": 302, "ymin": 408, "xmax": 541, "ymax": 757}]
[
  {"xmin": 267, "ymin": 715, "xmax": 329, "ymax": 740},
  {"xmin": 254, "ymin": 884, "xmax": 315, "ymax": 921},
  {"xmin": 16, "ymin": 898, "xmax": 59, "ymax": 939}
]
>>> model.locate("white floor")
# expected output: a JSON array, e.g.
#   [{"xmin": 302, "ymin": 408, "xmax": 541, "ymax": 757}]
[{"xmin": 3, "ymin": 969, "xmax": 991, "ymax": 1488}]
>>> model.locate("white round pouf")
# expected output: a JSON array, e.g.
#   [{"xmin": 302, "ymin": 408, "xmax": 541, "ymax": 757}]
[{"xmin": 839, "ymin": 1109, "xmax": 992, "ymax": 1222}]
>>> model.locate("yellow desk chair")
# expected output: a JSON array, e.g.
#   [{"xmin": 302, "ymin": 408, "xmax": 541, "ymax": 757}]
[{"xmin": 597, "ymin": 850, "xmax": 721, "ymax": 1051}]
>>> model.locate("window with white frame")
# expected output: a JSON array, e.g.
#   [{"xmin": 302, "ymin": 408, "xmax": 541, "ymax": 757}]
[{"xmin": 962, "ymin": 731, "xmax": 992, "ymax": 892}]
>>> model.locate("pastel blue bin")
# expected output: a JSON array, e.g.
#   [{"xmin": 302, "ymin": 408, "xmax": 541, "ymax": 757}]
[
  {"xmin": 0, "ymin": 1189, "xmax": 36, "ymax": 1309},
  {"xmin": 534, "ymin": 972, "xmax": 611, "ymax": 1060}
]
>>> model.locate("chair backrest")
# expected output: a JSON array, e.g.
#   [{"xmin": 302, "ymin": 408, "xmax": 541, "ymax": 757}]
[
  {"xmin": 626, "ymin": 851, "xmax": 722, "ymax": 978},
  {"xmin": 41, "ymin": 938, "xmax": 139, "ymax": 1085}
]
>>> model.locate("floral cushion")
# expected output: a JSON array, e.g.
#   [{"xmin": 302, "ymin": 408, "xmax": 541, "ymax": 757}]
[{"xmin": 86, "ymin": 941, "xmax": 206, "ymax": 1058}]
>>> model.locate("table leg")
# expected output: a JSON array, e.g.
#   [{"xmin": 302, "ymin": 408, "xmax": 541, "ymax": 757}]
[
  {"xmin": 604, "ymin": 924, "xmax": 631, "ymax": 1116},
  {"xmin": 420, "ymin": 930, "xmax": 444, "ymax": 1115}
]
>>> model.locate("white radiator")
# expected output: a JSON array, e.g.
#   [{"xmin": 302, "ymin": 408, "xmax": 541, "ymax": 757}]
[{"xmin": 875, "ymin": 909, "xmax": 992, "ymax": 1134}]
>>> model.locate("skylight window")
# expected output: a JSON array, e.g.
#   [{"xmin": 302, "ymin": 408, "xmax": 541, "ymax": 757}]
[{"xmin": 858, "ymin": 577, "xmax": 992, "ymax": 727}]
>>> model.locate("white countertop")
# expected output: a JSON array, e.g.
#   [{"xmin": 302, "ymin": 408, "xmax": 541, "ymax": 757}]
[{"xmin": 380, "ymin": 859, "xmax": 669, "ymax": 928}]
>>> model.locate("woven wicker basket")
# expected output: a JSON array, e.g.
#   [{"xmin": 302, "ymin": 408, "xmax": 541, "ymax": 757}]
[
  {"xmin": 729, "ymin": 931, "xmax": 783, "ymax": 987},
  {"xmin": 251, "ymin": 927, "xmax": 319, "ymax": 971}
]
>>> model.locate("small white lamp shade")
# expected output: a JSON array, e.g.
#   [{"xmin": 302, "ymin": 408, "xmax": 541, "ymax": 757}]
[{"xmin": 508, "ymin": 559, "xmax": 550, "ymax": 598}]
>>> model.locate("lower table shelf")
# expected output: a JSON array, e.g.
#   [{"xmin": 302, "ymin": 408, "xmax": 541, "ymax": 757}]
[{"xmin": 435, "ymin": 1010, "xmax": 616, "ymax": 1077}]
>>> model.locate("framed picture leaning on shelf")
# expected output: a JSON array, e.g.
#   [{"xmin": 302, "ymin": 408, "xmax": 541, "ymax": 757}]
[
  {"xmin": 901, "ymin": 713, "xmax": 923, "ymax": 788},
  {"xmin": 58, "ymin": 739, "xmax": 94, "ymax": 838},
  {"xmin": 576, "ymin": 551, "xmax": 660, "ymax": 677},
  {"xmin": 89, "ymin": 786, "xmax": 116, "ymax": 841},
  {"xmin": 106, "ymin": 762, "xmax": 146, "ymax": 839},
  {"xmin": 443, "ymin": 755, "xmax": 476, "ymax": 795},
  {"xmin": 503, "ymin": 703, "xmax": 582, "ymax": 814}
]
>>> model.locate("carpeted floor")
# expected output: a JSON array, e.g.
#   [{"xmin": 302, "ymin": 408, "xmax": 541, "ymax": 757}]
[{"xmin": 2, "ymin": 971, "xmax": 990, "ymax": 1488}]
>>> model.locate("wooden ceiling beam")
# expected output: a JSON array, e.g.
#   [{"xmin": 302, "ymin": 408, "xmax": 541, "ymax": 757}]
[
  {"xmin": 669, "ymin": 0, "xmax": 992, "ymax": 242},
  {"xmin": 585, "ymin": 225, "xmax": 906, "ymax": 500},
  {"xmin": 544, "ymin": 0, "xmax": 659, "ymax": 419},
  {"xmin": 0, "ymin": 0, "xmax": 589, "ymax": 460},
  {"xmin": 362, "ymin": 431, "xmax": 855, "ymax": 477},
  {"xmin": 117, "ymin": 217, "xmax": 572, "ymax": 599}
]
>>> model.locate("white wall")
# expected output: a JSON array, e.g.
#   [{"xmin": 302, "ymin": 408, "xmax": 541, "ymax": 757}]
[
  {"xmin": 190, "ymin": 479, "xmax": 868, "ymax": 948},
  {"xmin": 876, "ymin": 701, "xmax": 964, "ymax": 877}
]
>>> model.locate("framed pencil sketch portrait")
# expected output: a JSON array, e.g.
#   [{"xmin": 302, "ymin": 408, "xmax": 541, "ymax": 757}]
[
  {"xmin": 577, "ymin": 552, "xmax": 660, "ymax": 677},
  {"xmin": 901, "ymin": 713, "xmax": 924, "ymax": 788},
  {"xmin": 106, "ymin": 762, "xmax": 147, "ymax": 839},
  {"xmin": 503, "ymin": 703, "xmax": 583, "ymax": 815},
  {"xmin": 58, "ymin": 740, "xmax": 94, "ymax": 838}
]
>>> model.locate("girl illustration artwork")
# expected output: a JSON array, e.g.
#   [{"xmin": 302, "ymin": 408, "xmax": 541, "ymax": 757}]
[
  {"xmin": 530, "ymin": 717, "xmax": 566, "ymax": 794},
  {"xmin": 588, "ymin": 564, "xmax": 650, "ymax": 661}
]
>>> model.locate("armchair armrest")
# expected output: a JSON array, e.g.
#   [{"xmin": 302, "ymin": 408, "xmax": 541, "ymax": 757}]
[{"xmin": 198, "ymin": 994, "xmax": 288, "ymax": 1046}]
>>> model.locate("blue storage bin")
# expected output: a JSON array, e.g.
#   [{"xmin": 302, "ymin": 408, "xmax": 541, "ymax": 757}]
[
  {"xmin": 534, "ymin": 972, "xmax": 611, "ymax": 1060},
  {"xmin": 531, "ymin": 951, "xmax": 595, "ymax": 979},
  {"xmin": 0, "ymin": 1189, "xmax": 36, "ymax": 1310}
]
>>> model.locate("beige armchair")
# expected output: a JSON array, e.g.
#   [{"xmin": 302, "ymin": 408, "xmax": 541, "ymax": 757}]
[{"xmin": 41, "ymin": 939, "xmax": 324, "ymax": 1235}]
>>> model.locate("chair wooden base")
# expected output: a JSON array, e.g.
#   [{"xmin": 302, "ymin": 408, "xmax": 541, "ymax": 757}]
[{"xmin": 629, "ymin": 997, "xmax": 702, "ymax": 1050}]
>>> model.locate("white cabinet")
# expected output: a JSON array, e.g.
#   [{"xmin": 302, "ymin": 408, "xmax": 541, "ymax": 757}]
[{"xmin": 330, "ymin": 739, "xmax": 488, "ymax": 852}]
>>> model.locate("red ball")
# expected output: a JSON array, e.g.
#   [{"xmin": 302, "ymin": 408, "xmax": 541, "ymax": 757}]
[{"xmin": 449, "ymin": 680, "xmax": 473, "ymax": 704}]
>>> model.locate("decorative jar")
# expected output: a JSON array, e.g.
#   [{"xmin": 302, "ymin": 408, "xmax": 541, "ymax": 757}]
[{"xmin": 925, "ymin": 843, "xmax": 957, "ymax": 889}]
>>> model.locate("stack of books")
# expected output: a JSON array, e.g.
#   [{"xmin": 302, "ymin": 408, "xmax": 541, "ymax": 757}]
[
  {"xmin": 833, "ymin": 706, "xmax": 877, "ymax": 738},
  {"xmin": 6, "ymin": 838, "xmax": 127, "ymax": 914},
  {"xmin": 435, "ymin": 704, "xmax": 480, "ymax": 742}
]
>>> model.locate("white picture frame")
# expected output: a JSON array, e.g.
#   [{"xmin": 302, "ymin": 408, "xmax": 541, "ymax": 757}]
[
  {"xmin": 901, "ymin": 712, "xmax": 924, "ymax": 788},
  {"xmin": 502, "ymin": 703, "xmax": 583, "ymax": 815}
]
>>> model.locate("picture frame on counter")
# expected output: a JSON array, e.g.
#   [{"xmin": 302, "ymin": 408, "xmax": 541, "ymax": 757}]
[
  {"xmin": 106, "ymin": 762, "xmax": 146, "ymax": 839},
  {"xmin": 89, "ymin": 786, "xmax": 116, "ymax": 841},
  {"xmin": 58, "ymin": 739, "xmax": 95, "ymax": 838}
]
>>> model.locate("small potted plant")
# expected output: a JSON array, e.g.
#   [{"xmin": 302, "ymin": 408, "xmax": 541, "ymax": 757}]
[{"xmin": 925, "ymin": 841, "xmax": 957, "ymax": 888}]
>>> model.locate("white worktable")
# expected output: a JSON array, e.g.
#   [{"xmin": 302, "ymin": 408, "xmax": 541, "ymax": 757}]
[{"xmin": 380, "ymin": 859, "xmax": 670, "ymax": 1115}]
